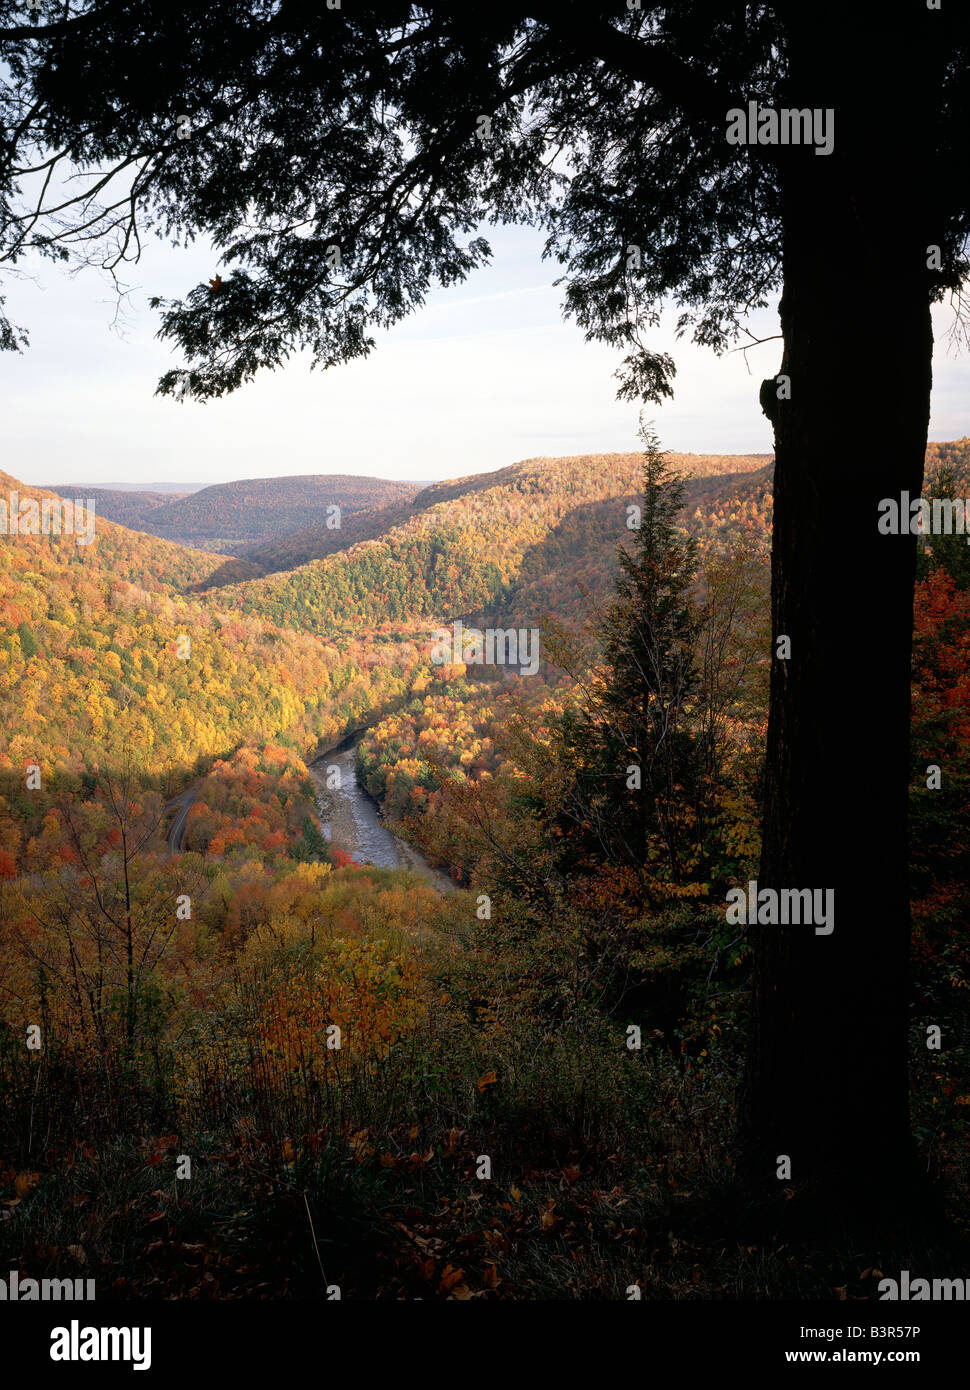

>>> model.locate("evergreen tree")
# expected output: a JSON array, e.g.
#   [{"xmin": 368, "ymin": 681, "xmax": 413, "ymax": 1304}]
[
  {"xmin": 16, "ymin": 621, "xmax": 37, "ymax": 659},
  {"xmin": 556, "ymin": 426, "xmax": 705, "ymax": 888}
]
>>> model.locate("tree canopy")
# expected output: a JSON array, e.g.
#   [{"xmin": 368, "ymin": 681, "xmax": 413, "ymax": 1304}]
[{"xmin": 3, "ymin": 2, "xmax": 965, "ymax": 401}]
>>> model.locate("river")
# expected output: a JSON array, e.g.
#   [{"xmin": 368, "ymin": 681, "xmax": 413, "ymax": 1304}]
[{"xmin": 309, "ymin": 736, "xmax": 454, "ymax": 894}]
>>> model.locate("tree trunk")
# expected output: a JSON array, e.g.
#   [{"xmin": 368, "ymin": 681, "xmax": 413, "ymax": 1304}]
[{"xmin": 738, "ymin": 5, "xmax": 937, "ymax": 1218}]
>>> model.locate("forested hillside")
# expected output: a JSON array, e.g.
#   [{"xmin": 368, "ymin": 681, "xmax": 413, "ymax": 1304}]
[
  {"xmin": 204, "ymin": 451, "xmax": 775, "ymax": 636},
  {"xmin": 44, "ymin": 486, "xmax": 195, "ymax": 529},
  {"xmin": 0, "ymin": 473, "xmax": 429, "ymax": 790},
  {"xmin": 122, "ymin": 474, "xmax": 421, "ymax": 552},
  {"xmin": 219, "ymin": 496, "xmax": 420, "ymax": 579},
  {"xmin": 1, "ymin": 442, "xmax": 968, "ymax": 1302}
]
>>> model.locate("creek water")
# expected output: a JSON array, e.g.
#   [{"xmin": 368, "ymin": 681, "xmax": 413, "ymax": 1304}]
[{"xmin": 309, "ymin": 737, "xmax": 454, "ymax": 894}]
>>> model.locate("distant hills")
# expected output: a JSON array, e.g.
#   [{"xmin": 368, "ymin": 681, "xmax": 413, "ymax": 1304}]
[
  {"xmin": 0, "ymin": 470, "xmax": 400, "ymax": 777},
  {"xmin": 48, "ymin": 481, "xmax": 200, "ymax": 493},
  {"xmin": 44, "ymin": 486, "xmax": 195, "ymax": 531},
  {"xmin": 42, "ymin": 457, "xmax": 775, "ymax": 570},
  {"xmin": 193, "ymin": 451, "xmax": 776, "ymax": 637},
  {"xmin": 52, "ymin": 474, "xmax": 422, "ymax": 553},
  {"xmin": 0, "ymin": 471, "xmax": 230, "ymax": 590},
  {"xmin": 214, "ymin": 452, "xmax": 774, "ymax": 582},
  {"xmin": 186, "ymin": 441, "xmax": 970, "ymax": 640},
  {"xmin": 7, "ymin": 440, "xmax": 969, "ymax": 774},
  {"xmin": 35, "ymin": 442, "xmax": 970, "ymax": 646}
]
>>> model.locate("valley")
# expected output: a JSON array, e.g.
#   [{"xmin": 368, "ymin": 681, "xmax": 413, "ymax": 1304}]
[{"xmin": 1, "ymin": 439, "xmax": 968, "ymax": 1301}]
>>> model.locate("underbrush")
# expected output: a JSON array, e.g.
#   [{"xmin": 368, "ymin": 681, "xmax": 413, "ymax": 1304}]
[{"xmin": 2, "ymin": 871, "xmax": 968, "ymax": 1299}]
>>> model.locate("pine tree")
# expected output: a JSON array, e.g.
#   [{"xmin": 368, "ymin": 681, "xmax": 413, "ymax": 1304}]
[{"xmin": 557, "ymin": 426, "xmax": 704, "ymax": 888}]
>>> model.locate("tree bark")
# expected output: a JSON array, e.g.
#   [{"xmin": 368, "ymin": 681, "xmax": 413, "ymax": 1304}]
[{"xmin": 738, "ymin": 4, "xmax": 937, "ymax": 1217}]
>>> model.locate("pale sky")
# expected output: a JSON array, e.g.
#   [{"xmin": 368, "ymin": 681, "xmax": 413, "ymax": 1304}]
[{"xmin": 2, "ymin": 222, "xmax": 968, "ymax": 488}]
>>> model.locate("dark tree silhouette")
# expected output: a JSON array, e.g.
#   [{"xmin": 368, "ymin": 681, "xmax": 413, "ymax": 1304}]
[
  {"xmin": 3, "ymin": 0, "xmax": 969, "ymax": 1218},
  {"xmin": 555, "ymin": 428, "xmax": 704, "ymax": 886}
]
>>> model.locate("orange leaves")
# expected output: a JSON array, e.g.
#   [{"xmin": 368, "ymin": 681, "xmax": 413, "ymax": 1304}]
[
  {"xmin": 2, "ymin": 1170, "xmax": 40, "ymax": 1211},
  {"xmin": 438, "ymin": 1263, "xmax": 467, "ymax": 1295},
  {"xmin": 144, "ymin": 1135, "xmax": 180, "ymax": 1168},
  {"xmin": 13, "ymin": 1171, "xmax": 40, "ymax": 1198},
  {"xmin": 407, "ymin": 1147, "xmax": 436, "ymax": 1169},
  {"xmin": 349, "ymin": 1130, "xmax": 374, "ymax": 1162},
  {"xmin": 476, "ymin": 1070, "xmax": 498, "ymax": 1093}
]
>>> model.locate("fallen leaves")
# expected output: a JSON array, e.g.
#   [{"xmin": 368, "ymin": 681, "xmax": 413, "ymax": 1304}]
[{"xmin": 13, "ymin": 1171, "xmax": 40, "ymax": 1199}]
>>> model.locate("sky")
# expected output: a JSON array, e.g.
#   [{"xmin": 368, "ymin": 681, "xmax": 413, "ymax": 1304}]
[{"xmin": 2, "ymin": 221, "xmax": 969, "ymax": 488}]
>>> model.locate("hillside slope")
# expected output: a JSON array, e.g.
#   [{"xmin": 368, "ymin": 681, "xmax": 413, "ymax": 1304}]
[
  {"xmin": 0, "ymin": 472, "xmax": 416, "ymax": 778},
  {"xmin": 227, "ymin": 496, "xmax": 420, "ymax": 579},
  {"xmin": 44, "ymin": 486, "xmax": 194, "ymax": 530},
  {"xmin": 199, "ymin": 451, "xmax": 774, "ymax": 636},
  {"xmin": 124, "ymin": 474, "xmax": 421, "ymax": 552}
]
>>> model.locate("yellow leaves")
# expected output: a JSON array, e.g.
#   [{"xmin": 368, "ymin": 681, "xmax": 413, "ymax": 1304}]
[
  {"xmin": 509, "ymin": 1184, "xmax": 522, "ymax": 1203},
  {"xmin": 476, "ymin": 1070, "xmax": 498, "ymax": 1092},
  {"xmin": 539, "ymin": 1200, "xmax": 557, "ymax": 1231},
  {"xmin": 293, "ymin": 861, "xmax": 332, "ymax": 887}
]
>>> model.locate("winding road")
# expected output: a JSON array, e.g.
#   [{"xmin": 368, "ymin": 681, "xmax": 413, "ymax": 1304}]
[{"xmin": 163, "ymin": 786, "xmax": 197, "ymax": 855}]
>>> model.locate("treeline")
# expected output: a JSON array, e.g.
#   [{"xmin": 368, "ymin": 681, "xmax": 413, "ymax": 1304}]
[{"xmin": 128, "ymin": 474, "xmax": 420, "ymax": 552}]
